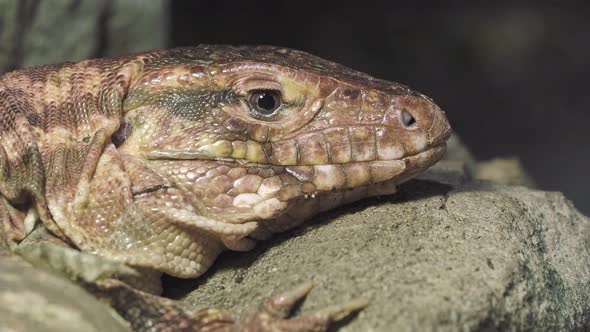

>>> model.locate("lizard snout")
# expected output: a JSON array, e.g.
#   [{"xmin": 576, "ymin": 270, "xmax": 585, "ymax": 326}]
[
  {"xmin": 377, "ymin": 93, "xmax": 451, "ymax": 158},
  {"xmin": 427, "ymin": 104, "xmax": 452, "ymax": 146}
]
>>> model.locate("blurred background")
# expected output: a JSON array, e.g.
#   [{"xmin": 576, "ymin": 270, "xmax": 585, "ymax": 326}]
[{"xmin": 0, "ymin": 1, "xmax": 588, "ymax": 214}]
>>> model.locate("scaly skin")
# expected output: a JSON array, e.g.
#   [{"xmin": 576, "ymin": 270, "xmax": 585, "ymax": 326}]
[{"xmin": 0, "ymin": 45, "xmax": 451, "ymax": 331}]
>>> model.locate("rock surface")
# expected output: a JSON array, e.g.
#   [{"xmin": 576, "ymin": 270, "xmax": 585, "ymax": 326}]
[
  {"xmin": 0, "ymin": 251, "xmax": 130, "ymax": 332},
  {"xmin": 178, "ymin": 162, "xmax": 590, "ymax": 331},
  {"xmin": 476, "ymin": 157, "xmax": 536, "ymax": 187},
  {"xmin": 0, "ymin": 0, "xmax": 167, "ymax": 72}
]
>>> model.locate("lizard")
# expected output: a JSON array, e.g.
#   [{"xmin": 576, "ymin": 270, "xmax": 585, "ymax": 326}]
[{"xmin": 0, "ymin": 45, "xmax": 451, "ymax": 331}]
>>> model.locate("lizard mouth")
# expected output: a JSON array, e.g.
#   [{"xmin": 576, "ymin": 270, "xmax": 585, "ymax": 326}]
[
  {"xmin": 132, "ymin": 143, "xmax": 447, "ymax": 243},
  {"xmin": 275, "ymin": 142, "xmax": 447, "ymax": 194},
  {"xmin": 147, "ymin": 142, "xmax": 446, "ymax": 196},
  {"xmin": 141, "ymin": 143, "xmax": 446, "ymax": 225},
  {"xmin": 217, "ymin": 142, "xmax": 447, "ymax": 209},
  {"xmin": 390, "ymin": 143, "xmax": 447, "ymax": 184}
]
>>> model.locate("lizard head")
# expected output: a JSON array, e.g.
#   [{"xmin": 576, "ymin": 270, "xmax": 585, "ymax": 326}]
[{"xmin": 112, "ymin": 46, "xmax": 450, "ymax": 273}]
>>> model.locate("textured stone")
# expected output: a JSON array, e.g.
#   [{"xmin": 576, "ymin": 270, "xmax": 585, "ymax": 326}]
[
  {"xmin": 0, "ymin": 252, "xmax": 130, "ymax": 332},
  {"xmin": 0, "ymin": 0, "xmax": 167, "ymax": 72},
  {"xmin": 476, "ymin": 157, "xmax": 536, "ymax": 187}
]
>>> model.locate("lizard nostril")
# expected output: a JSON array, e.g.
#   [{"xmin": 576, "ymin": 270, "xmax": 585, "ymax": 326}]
[{"xmin": 400, "ymin": 109, "xmax": 416, "ymax": 128}]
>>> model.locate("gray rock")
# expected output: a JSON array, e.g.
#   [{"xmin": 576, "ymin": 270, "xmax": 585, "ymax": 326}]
[
  {"xmin": 444, "ymin": 134, "xmax": 478, "ymax": 176},
  {"xmin": 181, "ymin": 162, "xmax": 590, "ymax": 331},
  {"xmin": 444, "ymin": 134, "xmax": 535, "ymax": 188},
  {"xmin": 0, "ymin": 253, "xmax": 130, "ymax": 332},
  {"xmin": 0, "ymin": 0, "xmax": 168, "ymax": 72},
  {"xmin": 476, "ymin": 157, "xmax": 536, "ymax": 187}
]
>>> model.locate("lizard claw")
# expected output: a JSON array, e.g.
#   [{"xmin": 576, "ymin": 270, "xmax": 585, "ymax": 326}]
[
  {"xmin": 310, "ymin": 298, "xmax": 369, "ymax": 321},
  {"xmin": 237, "ymin": 283, "xmax": 367, "ymax": 332},
  {"xmin": 260, "ymin": 282, "xmax": 314, "ymax": 318}
]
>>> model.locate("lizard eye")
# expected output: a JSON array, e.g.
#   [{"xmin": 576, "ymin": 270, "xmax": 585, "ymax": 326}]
[{"xmin": 248, "ymin": 90, "xmax": 282, "ymax": 119}]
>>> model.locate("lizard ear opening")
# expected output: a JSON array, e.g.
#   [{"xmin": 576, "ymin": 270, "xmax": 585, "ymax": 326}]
[{"xmin": 112, "ymin": 120, "xmax": 132, "ymax": 147}]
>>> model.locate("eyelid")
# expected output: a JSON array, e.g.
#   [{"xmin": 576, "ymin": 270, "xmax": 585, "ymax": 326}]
[{"xmin": 233, "ymin": 78, "xmax": 282, "ymax": 94}]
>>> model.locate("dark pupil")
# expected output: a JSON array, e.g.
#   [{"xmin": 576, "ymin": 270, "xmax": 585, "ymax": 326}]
[{"xmin": 257, "ymin": 92, "xmax": 277, "ymax": 112}]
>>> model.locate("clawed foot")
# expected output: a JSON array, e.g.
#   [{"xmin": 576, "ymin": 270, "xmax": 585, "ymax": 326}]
[
  {"xmin": 93, "ymin": 280, "xmax": 366, "ymax": 332},
  {"xmin": 233, "ymin": 282, "xmax": 367, "ymax": 332}
]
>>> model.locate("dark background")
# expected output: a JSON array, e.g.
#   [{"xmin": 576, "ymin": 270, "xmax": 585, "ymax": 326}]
[{"xmin": 171, "ymin": 2, "xmax": 589, "ymax": 214}]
